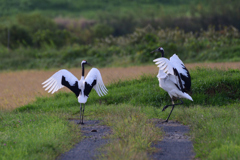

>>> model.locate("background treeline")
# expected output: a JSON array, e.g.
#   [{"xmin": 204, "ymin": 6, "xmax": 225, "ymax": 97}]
[
  {"xmin": 0, "ymin": 0, "xmax": 239, "ymax": 70},
  {"xmin": 1, "ymin": 26, "xmax": 239, "ymax": 70},
  {"xmin": 0, "ymin": 0, "xmax": 239, "ymax": 47}
]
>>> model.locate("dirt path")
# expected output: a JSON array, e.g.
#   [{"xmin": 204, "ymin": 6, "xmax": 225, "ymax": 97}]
[
  {"xmin": 57, "ymin": 119, "xmax": 195, "ymax": 160},
  {"xmin": 1, "ymin": 62, "xmax": 240, "ymax": 110},
  {"xmin": 149, "ymin": 120, "xmax": 195, "ymax": 160},
  {"xmin": 58, "ymin": 120, "xmax": 111, "ymax": 160}
]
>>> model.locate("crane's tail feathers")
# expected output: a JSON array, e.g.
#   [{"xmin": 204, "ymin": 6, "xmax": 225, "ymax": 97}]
[{"xmin": 183, "ymin": 93, "xmax": 193, "ymax": 101}]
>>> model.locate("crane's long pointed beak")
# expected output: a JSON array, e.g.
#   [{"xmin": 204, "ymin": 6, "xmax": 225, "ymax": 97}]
[
  {"xmin": 87, "ymin": 62, "xmax": 92, "ymax": 66},
  {"xmin": 151, "ymin": 49, "xmax": 158, "ymax": 53}
]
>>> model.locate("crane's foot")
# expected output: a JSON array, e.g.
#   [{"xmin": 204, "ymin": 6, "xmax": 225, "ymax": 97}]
[
  {"xmin": 161, "ymin": 120, "xmax": 168, "ymax": 123},
  {"xmin": 162, "ymin": 105, "xmax": 169, "ymax": 112},
  {"xmin": 77, "ymin": 121, "xmax": 84, "ymax": 125}
]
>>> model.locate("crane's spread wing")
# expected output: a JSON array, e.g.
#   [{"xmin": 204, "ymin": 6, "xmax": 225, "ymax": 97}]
[
  {"xmin": 42, "ymin": 69, "xmax": 81, "ymax": 97},
  {"xmin": 153, "ymin": 57, "xmax": 184, "ymax": 92},
  {"xmin": 170, "ymin": 54, "xmax": 191, "ymax": 92},
  {"xmin": 84, "ymin": 68, "xmax": 108, "ymax": 97},
  {"xmin": 153, "ymin": 57, "xmax": 175, "ymax": 75}
]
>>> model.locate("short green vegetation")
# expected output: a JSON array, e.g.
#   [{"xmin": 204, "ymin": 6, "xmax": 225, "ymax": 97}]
[
  {"xmin": 0, "ymin": 112, "xmax": 81, "ymax": 160},
  {"xmin": 1, "ymin": 68, "xmax": 240, "ymax": 159}
]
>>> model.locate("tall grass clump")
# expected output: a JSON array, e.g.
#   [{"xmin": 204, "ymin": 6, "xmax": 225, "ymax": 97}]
[{"xmin": 92, "ymin": 104, "xmax": 162, "ymax": 160}]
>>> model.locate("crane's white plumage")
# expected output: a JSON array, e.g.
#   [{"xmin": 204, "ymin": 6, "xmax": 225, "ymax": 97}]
[
  {"xmin": 42, "ymin": 69, "xmax": 77, "ymax": 94},
  {"xmin": 42, "ymin": 68, "xmax": 107, "ymax": 100},
  {"xmin": 157, "ymin": 70, "xmax": 192, "ymax": 101},
  {"xmin": 153, "ymin": 54, "xmax": 189, "ymax": 88},
  {"xmin": 169, "ymin": 54, "xmax": 188, "ymax": 77},
  {"xmin": 151, "ymin": 47, "xmax": 192, "ymax": 122},
  {"xmin": 42, "ymin": 60, "xmax": 108, "ymax": 124},
  {"xmin": 85, "ymin": 68, "xmax": 108, "ymax": 97}
]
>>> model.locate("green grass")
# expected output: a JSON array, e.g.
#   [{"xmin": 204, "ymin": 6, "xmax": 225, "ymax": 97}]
[
  {"xmin": 0, "ymin": 112, "xmax": 81, "ymax": 160},
  {"xmin": 172, "ymin": 104, "xmax": 240, "ymax": 159},
  {"xmin": 92, "ymin": 104, "xmax": 163, "ymax": 160},
  {"xmin": 1, "ymin": 68, "xmax": 240, "ymax": 159}
]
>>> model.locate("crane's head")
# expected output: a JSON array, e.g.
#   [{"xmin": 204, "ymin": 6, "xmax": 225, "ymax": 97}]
[
  {"xmin": 81, "ymin": 60, "xmax": 92, "ymax": 66},
  {"xmin": 151, "ymin": 47, "xmax": 164, "ymax": 57}
]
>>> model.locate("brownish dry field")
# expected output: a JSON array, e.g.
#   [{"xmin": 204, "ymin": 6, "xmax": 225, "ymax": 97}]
[{"xmin": 1, "ymin": 62, "xmax": 240, "ymax": 111}]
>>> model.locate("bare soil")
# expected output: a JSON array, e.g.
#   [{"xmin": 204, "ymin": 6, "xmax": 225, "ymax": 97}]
[{"xmin": 1, "ymin": 62, "xmax": 240, "ymax": 110}]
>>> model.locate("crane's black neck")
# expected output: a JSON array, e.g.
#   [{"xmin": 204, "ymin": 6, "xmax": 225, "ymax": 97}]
[
  {"xmin": 161, "ymin": 50, "xmax": 164, "ymax": 57},
  {"xmin": 82, "ymin": 63, "xmax": 85, "ymax": 77}
]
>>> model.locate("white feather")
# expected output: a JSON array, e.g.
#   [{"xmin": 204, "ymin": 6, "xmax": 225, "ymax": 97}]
[
  {"xmin": 169, "ymin": 54, "xmax": 188, "ymax": 77},
  {"xmin": 42, "ymin": 67, "xmax": 107, "ymax": 104},
  {"xmin": 153, "ymin": 58, "xmax": 175, "ymax": 75},
  {"xmin": 42, "ymin": 69, "xmax": 78, "ymax": 94},
  {"xmin": 85, "ymin": 68, "xmax": 108, "ymax": 97}
]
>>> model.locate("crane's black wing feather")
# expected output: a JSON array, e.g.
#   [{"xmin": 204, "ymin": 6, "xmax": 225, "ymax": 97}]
[
  {"xmin": 84, "ymin": 80, "xmax": 97, "ymax": 97},
  {"xmin": 61, "ymin": 76, "xmax": 81, "ymax": 97},
  {"xmin": 180, "ymin": 65, "xmax": 191, "ymax": 92},
  {"xmin": 173, "ymin": 68, "xmax": 184, "ymax": 92}
]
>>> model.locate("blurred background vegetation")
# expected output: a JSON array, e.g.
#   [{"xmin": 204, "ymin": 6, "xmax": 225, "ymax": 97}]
[{"xmin": 0, "ymin": 0, "xmax": 239, "ymax": 70}]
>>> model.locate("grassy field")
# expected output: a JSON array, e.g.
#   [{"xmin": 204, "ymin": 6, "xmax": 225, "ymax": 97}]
[
  {"xmin": 1, "ymin": 67, "xmax": 240, "ymax": 159},
  {"xmin": 0, "ymin": 0, "xmax": 240, "ymax": 159},
  {"xmin": 1, "ymin": 62, "xmax": 240, "ymax": 111}
]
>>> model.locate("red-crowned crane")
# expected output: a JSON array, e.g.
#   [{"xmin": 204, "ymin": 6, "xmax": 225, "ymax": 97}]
[
  {"xmin": 151, "ymin": 47, "xmax": 193, "ymax": 122},
  {"xmin": 42, "ymin": 60, "xmax": 108, "ymax": 124}
]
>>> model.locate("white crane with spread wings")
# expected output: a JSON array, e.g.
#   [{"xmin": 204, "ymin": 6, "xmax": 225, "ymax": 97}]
[
  {"xmin": 42, "ymin": 60, "xmax": 108, "ymax": 124},
  {"xmin": 152, "ymin": 47, "xmax": 193, "ymax": 122}
]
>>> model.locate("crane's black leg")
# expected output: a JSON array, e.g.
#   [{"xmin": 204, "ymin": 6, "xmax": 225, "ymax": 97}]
[
  {"xmin": 162, "ymin": 98, "xmax": 174, "ymax": 111},
  {"xmin": 175, "ymin": 97, "xmax": 183, "ymax": 106},
  {"xmin": 164, "ymin": 105, "xmax": 175, "ymax": 123},
  {"xmin": 78, "ymin": 103, "xmax": 84, "ymax": 124},
  {"xmin": 162, "ymin": 104, "xmax": 172, "ymax": 111},
  {"xmin": 81, "ymin": 104, "xmax": 85, "ymax": 124},
  {"xmin": 162, "ymin": 98, "xmax": 184, "ymax": 123},
  {"xmin": 162, "ymin": 99, "xmax": 174, "ymax": 123}
]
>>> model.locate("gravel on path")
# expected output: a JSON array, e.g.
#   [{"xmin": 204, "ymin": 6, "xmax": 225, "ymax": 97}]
[{"xmin": 149, "ymin": 119, "xmax": 195, "ymax": 160}]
